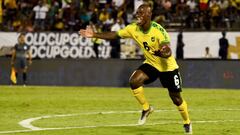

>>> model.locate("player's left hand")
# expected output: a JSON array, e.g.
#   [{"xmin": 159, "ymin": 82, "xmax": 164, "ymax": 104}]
[
  {"xmin": 153, "ymin": 50, "xmax": 162, "ymax": 57},
  {"xmin": 153, "ymin": 45, "xmax": 172, "ymax": 58}
]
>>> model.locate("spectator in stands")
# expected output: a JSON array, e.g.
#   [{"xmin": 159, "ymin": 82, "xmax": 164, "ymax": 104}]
[
  {"xmin": 33, "ymin": 0, "xmax": 49, "ymax": 31},
  {"xmin": 110, "ymin": 18, "xmax": 125, "ymax": 58},
  {"xmin": 0, "ymin": 0, "xmax": 240, "ymax": 32},
  {"xmin": 98, "ymin": 0, "xmax": 108, "ymax": 9},
  {"xmin": 152, "ymin": 0, "xmax": 166, "ymax": 25},
  {"xmin": 227, "ymin": 0, "xmax": 239, "ymax": 28},
  {"xmin": 90, "ymin": 8, "xmax": 100, "ymax": 24},
  {"xmin": 219, "ymin": 0, "xmax": 229, "ymax": 10},
  {"xmin": 19, "ymin": 19, "xmax": 34, "ymax": 32},
  {"xmin": 176, "ymin": 30, "xmax": 185, "ymax": 59},
  {"xmin": 79, "ymin": 9, "xmax": 91, "ymax": 29},
  {"xmin": 116, "ymin": 5, "xmax": 127, "ymax": 24},
  {"xmin": 219, "ymin": 31, "xmax": 229, "ymax": 60},
  {"xmin": 61, "ymin": 0, "xmax": 71, "ymax": 9},
  {"xmin": 219, "ymin": 0, "xmax": 230, "ymax": 28},
  {"xmin": 162, "ymin": 0, "xmax": 173, "ymax": 23},
  {"xmin": 199, "ymin": 0, "xmax": 209, "ymax": 11},
  {"xmin": 11, "ymin": 33, "xmax": 32, "ymax": 86},
  {"xmin": 63, "ymin": 3, "xmax": 78, "ymax": 31},
  {"xmin": 54, "ymin": 9, "xmax": 64, "ymax": 31},
  {"xmin": 202, "ymin": 11, "xmax": 212, "ymax": 30},
  {"xmin": 204, "ymin": 46, "xmax": 213, "ymax": 58},
  {"xmin": 48, "ymin": 1, "xmax": 60, "ymax": 31},
  {"xmin": 186, "ymin": 0, "xmax": 197, "ymax": 13},
  {"xmin": 176, "ymin": 0, "xmax": 187, "ymax": 17},
  {"xmin": 4, "ymin": 0, "xmax": 17, "ymax": 31},
  {"xmin": 104, "ymin": 12, "xmax": 114, "ymax": 30},
  {"xmin": 18, "ymin": 0, "xmax": 32, "ymax": 20},
  {"xmin": 12, "ymin": 13, "xmax": 21, "ymax": 31},
  {"xmin": 99, "ymin": 8, "xmax": 110, "ymax": 25},
  {"xmin": 185, "ymin": 0, "xmax": 197, "ymax": 28},
  {"xmin": 210, "ymin": 0, "xmax": 221, "ymax": 28},
  {"xmin": 112, "ymin": 0, "xmax": 125, "ymax": 9}
]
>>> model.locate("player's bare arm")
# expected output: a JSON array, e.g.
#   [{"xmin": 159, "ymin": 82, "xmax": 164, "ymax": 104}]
[
  {"xmin": 153, "ymin": 44, "xmax": 172, "ymax": 58},
  {"xmin": 11, "ymin": 49, "xmax": 16, "ymax": 66},
  {"xmin": 28, "ymin": 51, "xmax": 32, "ymax": 65},
  {"xmin": 79, "ymin": 25, "xmax": 118, "ymax": 40}
]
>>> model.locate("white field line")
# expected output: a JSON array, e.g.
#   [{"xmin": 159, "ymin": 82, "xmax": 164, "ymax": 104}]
[
  {"xmin": 0, "ymin": 109, "xmax": 239, "ymax": 134},
  {"xmin": 1, "ymin": 120, "xmax": 240, "ymax": 134},
  {"xmin": 18, "ymin": 110, "xmax": 175, "ymax": 131}
]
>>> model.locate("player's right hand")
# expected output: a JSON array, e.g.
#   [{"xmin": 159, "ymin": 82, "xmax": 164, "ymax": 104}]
[{"xmin": 79, "ymin": 25, "xmax": 94, "ymax": 38}]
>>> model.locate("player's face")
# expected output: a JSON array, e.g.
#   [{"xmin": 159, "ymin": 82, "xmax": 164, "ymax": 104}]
[
  {"xmin": 18, "ymin": 35, "xmax": 25, "ymax": 44},
  {"xmin": 136, "ymin": 6, "xmax": 151, "ymax": 26}
]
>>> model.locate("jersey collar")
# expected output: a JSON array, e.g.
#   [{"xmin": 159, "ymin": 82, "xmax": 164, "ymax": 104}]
[{"xmin": 139, "ymin": 21, "xmax": 153, "ymax": 34}]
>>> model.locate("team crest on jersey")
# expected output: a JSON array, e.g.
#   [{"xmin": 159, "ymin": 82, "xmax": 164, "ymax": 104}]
[
  {"xmin": 151, "ymin": 37, "xmax": 155, "ymax": 42},
  {"xmin": 24, "ymin": 46, "xmax": 28, "ymax": 50}
]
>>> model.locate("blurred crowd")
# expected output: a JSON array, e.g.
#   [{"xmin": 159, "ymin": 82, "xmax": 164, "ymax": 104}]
[{"xmin": 0, "ymin": 0, "xmax": 239, "ymax": 32}]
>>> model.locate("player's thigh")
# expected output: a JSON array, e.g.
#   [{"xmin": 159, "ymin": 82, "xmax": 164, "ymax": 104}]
[
  {"xmin": 14, "ymin": 59, "xmax": 22, "ymax": 71},
  {"xmin": 20, "ymin": 59, "xmax": 28, "ymax": 69},
  {"xmin": 129, "ymin": 69, "xmax": 149, "ymax": 89},
  {"xmin": 136, "ymin": 64, "xmax": 159, "ymax": 85},
  {"xmin": 16, "ymin": 58, "xmax": 28, "ymax": 72},
  {"xmin": 129, "ymin": 69, "xmax": 148, "ymax": 88},
  {"xmin": 159, "ymin": 69, "xmax": 182, "ymax": 92}
]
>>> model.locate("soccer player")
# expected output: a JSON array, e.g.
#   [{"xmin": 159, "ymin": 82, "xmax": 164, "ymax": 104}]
[
  {"xmin": 11, "ymin": 33, "xmax": 32, "ymax": 86},
  {"xmin": 79, "ymin": 4, "xmax": 192, "ymax": 134}
]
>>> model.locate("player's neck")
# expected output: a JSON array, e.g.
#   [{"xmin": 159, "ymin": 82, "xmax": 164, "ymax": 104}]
[{"xmin": 141, "ymin": 21, "xmax": 151, "ymax": 33}]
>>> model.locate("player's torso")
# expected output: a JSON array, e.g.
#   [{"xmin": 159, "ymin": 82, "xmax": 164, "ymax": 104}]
[
  {"xmin": 130, "ymin": 24, "xmax": 160, "ymax": 54},
  {"xmin": 129, "ymin": 22, "xmax": 179, "ymax": 72},
  {"xmin": 15, "ymin": 44, "xmax": 29, "ymax": 58}
]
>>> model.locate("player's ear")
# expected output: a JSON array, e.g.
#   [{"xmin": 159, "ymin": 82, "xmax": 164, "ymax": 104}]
[
  {"xmin": 147, "ymin": 11, "xmax": 152, "ymax": 17},
  {"xmin": 148, "ymin": 6, "xmax": 152, "ymax": 17}
]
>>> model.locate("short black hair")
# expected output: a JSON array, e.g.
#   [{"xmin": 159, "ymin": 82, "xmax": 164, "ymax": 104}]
[
  {"xmin": 18, "ymin": 33, "xmax": 25, "ymax": 38},
  {"xmin": 139, "ymin": 3, "xmax": 152, "ymax": 11}
]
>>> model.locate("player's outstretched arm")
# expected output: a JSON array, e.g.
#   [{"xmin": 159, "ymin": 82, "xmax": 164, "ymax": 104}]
[{"xmin": 79, "ymin": 25, "xmax": 118, "ymax": 40}]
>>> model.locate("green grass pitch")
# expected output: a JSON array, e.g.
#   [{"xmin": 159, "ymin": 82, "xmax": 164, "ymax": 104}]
[{"xmin": 0, "ymin": 86, "xmax": 240, "ymax": 135}]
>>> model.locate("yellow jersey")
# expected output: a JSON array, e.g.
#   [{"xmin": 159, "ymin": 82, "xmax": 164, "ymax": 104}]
[{"xmin": 117, "ymin": 21, "xmax": 179, "ymax": 72}]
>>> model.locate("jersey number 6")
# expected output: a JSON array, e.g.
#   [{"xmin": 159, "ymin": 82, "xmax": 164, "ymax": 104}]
[
  {"xmin": 143, "ymin": 42, "xmax": 150, "ymax": 51},
  {"xmin": 174, "ymin": 75, "xmax": 180, "ymax": 88}
]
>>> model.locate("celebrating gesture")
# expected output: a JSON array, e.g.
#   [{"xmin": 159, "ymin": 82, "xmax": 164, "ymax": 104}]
[{"xmin": 79, "ymin": 3, "xmax": 192, "ymax": 134}]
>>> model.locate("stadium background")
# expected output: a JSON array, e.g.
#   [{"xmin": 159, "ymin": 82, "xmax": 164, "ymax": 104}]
[
  {"xmin": 0, "ymin": 0, "xmax": 240, "ymax": 88},
  {"xmin": 0, "ymin": 0, "xmax": 240, "ymax": 135}
]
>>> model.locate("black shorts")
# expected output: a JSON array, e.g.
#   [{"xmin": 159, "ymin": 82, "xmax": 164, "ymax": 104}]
[
  {"xmin": 138, "ymin": 64, "xmax": 182, "ymax": 92},
  {"xmin": 15, "ymin": 58, "xmax": 27, "ymax": 69}
]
